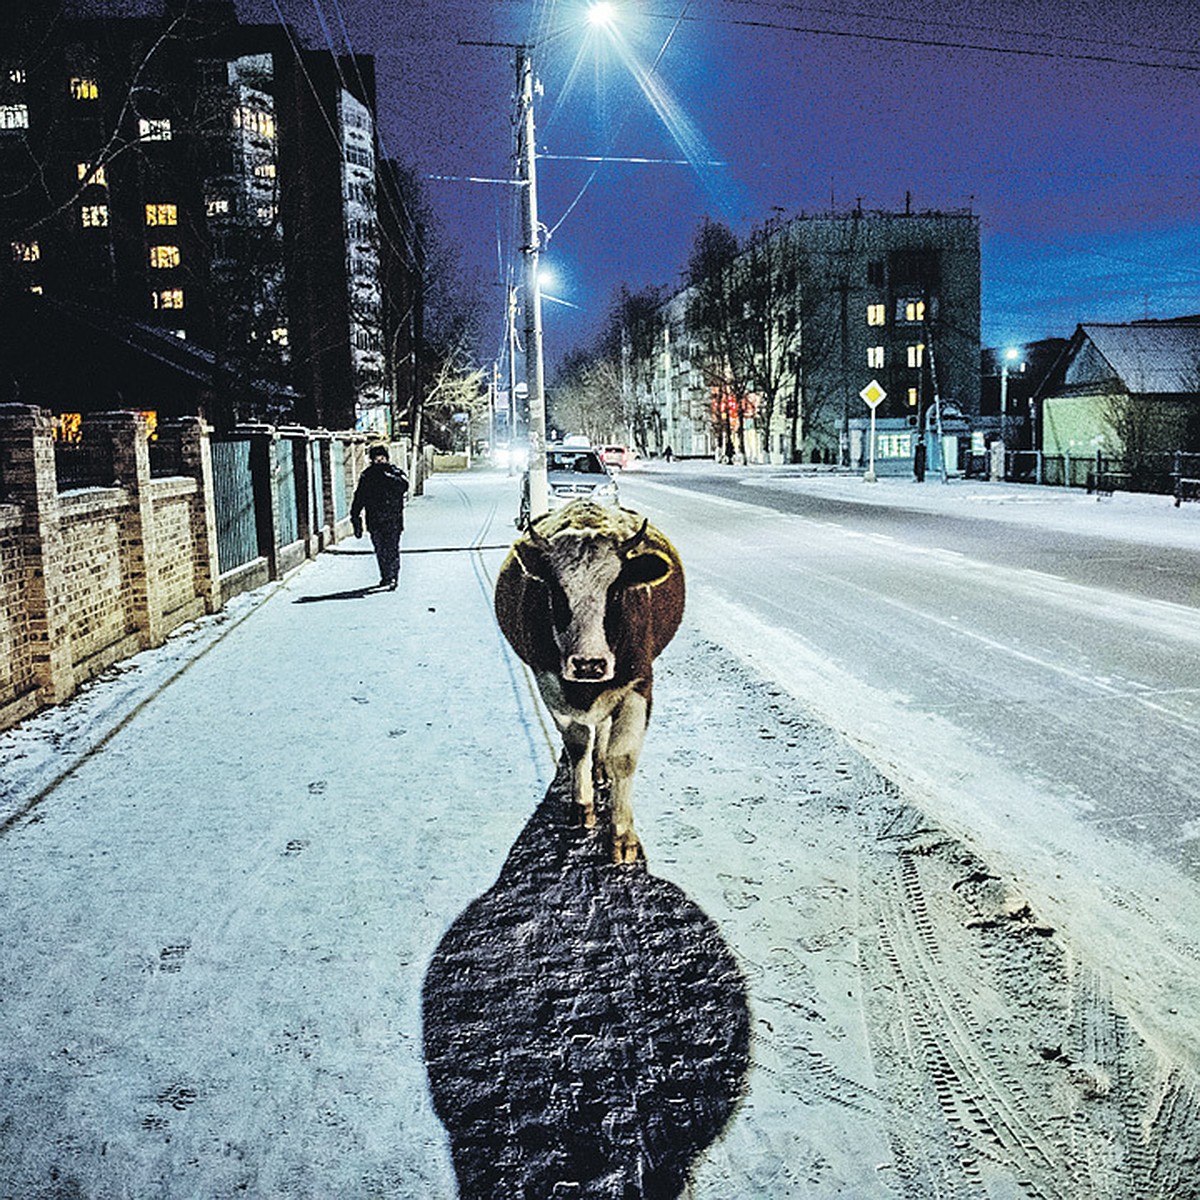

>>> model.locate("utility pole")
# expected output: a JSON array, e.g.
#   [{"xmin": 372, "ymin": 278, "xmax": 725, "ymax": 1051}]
[
  {"xmin": 516, "ymin": 46, "xmax": 549, "ymax": 520},
  {"xmin": 507, "ymin": 283, "xmax": 518, "ymax": 475}
]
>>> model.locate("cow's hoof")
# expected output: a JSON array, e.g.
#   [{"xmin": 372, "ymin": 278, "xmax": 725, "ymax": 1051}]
[
  {"xmin": 576, "ymin": 802, "xmax": 597, "ymax": 830},
  {"xmin": 612, "ymin": 833, "xmax": 644, "ymax": 865}
]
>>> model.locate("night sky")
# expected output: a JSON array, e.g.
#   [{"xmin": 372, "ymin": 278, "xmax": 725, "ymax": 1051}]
[{"xmin": 240, "ymin": 0, "xmax": 1200, "ymax": 368}]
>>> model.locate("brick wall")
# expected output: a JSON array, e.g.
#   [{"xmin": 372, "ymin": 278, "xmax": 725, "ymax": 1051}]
[
  {"xmin": 0, "ymin": 504, "xmax": 34, "ymax": 722},
  {"xmin": 0, "ymin": 406, "xmax": 367, "ymax": 733},
  {"xmin": 58, "ymin": 492, "xmax": 135, "ymax": 678},
  {"xmin": 151, "ymin": 479, "xmax": 208, "ymax": 626}
]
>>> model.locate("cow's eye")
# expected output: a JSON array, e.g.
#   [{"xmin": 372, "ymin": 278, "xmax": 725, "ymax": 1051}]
[
  {"xmin": 548, "ymin": 582, "xmax": 571, "ymax": 631},
  {"xmin": 620, "ymin": 552, "xmax": 671, "ymax": 587}
]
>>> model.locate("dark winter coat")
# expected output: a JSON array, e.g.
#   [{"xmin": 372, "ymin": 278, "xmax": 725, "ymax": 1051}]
[{"xmin": 351, "ymin": 462, "xmax": 409, "ymax": 530}]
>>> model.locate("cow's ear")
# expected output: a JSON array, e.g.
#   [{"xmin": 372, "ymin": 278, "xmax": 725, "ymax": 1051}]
[
  {"xmin": 622, "ymin": 551, "xmax": 673, "ymax": 587},
  {"xmin": 512, "ymin": 540, "xmax": 551, "ymax": 581}
]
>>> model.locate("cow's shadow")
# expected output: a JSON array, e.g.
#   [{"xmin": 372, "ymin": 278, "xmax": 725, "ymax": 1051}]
[{"xmin": 422, "ymin": 762, "xmax": 751, "ymax": 1199}]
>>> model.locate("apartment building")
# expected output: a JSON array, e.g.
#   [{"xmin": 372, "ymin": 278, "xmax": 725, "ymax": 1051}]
[
  {"xmin": 649, "ymin": 206, "xmax": 981, "ymax": 466},
  {"xmin": 0, "ymin": 0, "xmax": 418, "ymax": 433}
]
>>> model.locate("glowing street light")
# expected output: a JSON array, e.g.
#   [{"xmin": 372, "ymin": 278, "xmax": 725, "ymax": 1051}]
[
  {"xmin": 999, "ymin": 346, "xmax": 1021, "ymax": 445},
  {"xmin": 587, "ymin": 1, "xmax": 616, "ymax": 28}
]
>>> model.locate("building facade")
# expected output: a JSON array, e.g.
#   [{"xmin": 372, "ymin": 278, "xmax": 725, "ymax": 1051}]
[
  {"xmin": 0, "ymin": 0, "xmax": 419, "ymax": 433},
  {"xmin": 1036, "ymin": 320, "xmax": 1200, "ymax": 459},
  {"xmin": 647, "ymin": 207, "xmax": 981, "ymax": 468}
]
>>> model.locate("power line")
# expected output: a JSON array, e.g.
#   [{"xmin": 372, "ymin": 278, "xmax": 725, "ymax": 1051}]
[
  {"xmin": 714, "ymin": 0, "xmax": 1200, "ymax": 66},
  {"xmin": 670, "ymin": 8, "xmax": 1200, "ymax": 75}
]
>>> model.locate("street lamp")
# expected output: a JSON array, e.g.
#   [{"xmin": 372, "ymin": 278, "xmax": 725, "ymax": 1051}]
[
  {"xmin": 587, "ymin": 2, "xmax": 616, "ymax": 28},
  {"xmin": 999, "ymin": 346, "xmax": 1020, "ymax": 448}
]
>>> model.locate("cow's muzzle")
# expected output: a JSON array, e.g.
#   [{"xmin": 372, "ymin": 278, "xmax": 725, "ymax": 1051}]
[{"xmin": 564, "ymin": 655, "xmax": 613, "ymax": 682}]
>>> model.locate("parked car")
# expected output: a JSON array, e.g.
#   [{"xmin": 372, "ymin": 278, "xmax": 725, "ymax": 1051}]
[
  {"xmin": 518, "ymin": 446, "xmax": 619, "ymax": 528},
  {"xmin": 599, "ymin": 444, "xmax": 630, "ymax": 471}
]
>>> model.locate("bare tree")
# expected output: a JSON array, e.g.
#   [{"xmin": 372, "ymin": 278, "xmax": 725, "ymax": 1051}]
[
  {"xmin": 550, "ymin": 347, "xmax": 623, "ymax": 444},
  {"xmin": 608, "ymin": 285, "xmax": 663, "ymax": 455},
  {"xmin": 684, "ymin": 218, "xmax": 754, "ymax": 462}
]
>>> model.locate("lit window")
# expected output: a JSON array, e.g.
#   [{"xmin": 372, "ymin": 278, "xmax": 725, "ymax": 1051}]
[
  {"xmin": 905, "ymin": 300, "xmax": 926, "ymax": 323},
  {"xmin": 907, "ymin": 343, "xmax": 925, "ymax": 368},
  {"xmin": 77, "ymin": 161, "xmax": 107, "ymax": 185},
  {"xmin": 866, "ymin": 303, "xmax": 886, "ymax": 327},
  {"xmin": 11, "ymin": 240, "xmax": 39, "ymax": 262},
  {"xmin": 152, "ymin": 288, "xmax": 184, "ymax": 310},
  {"xmin": 254, "ymin": 162, "xmax": 276, "ymax": 179},
  {"xmin": 867, "ymin": 345, "xmax": 884, "ymax": 369},
  {"xmin": 255, "ymin": 203, "xmax": 277, "ymax": 223},
  {"xmin": 149, "ymin": 245, "xmax": 181, "ymax": 269},
  {"xmin": 9, "ymin": 68, "xmax": 27, "ymax": 84},
  {"xmin": 138, "ymin": 117, "xmax": 172, "ymax": 142},
  {"xmin": 145, "ymin": 203, "xmax": 178, "ymax": 226},
  {"xmin": 70, "ymin": 77, "xmax": 99, "ymax": 100},
  {"xmin": 29, "ymin": 284, "xmax": 43, "ymax": 294},
  {"xmin": 877, "ymin": 433, "xmax": 913, "ymax": 458},
  {"xmin": 271, "ymin": 326, "xmax": 289, "ymax": 346},
  {"xmin": 81, "ymin": 204, "xmax": 109, "ymax": 227},
  {"xmin": 907, "ymin": 387, "xmax": 919, "ymax": 407},
  {"xmin": 55, "ymin": 413, "xmax": 83, "ymax": 443},
  {"xmin": 206, "ymin": 196, "xmax": 229, "ymax": 217},
  {"xmin": 0, "ymin": 104, "xmax": 29, "ymax": 129},
  {"xmin": 233, "ymin": 106, "xmax": 275, "ymax": 139}
]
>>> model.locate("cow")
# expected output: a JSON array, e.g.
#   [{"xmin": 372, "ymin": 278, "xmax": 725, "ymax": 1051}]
[{"xmin": 494, "ymin": 501, "xmax": 685, "ymax": 864}]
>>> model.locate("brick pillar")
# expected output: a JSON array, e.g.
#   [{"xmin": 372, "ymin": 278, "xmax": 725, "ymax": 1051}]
[
  {"xmin": 93, "ymin": 411, "xmax": 165, "ymax": 649},
  {"xmin": 176, "ymin": 416, "xmax": 222, "ymax": 613},
  {"xmin": 313, "ymin": 430, "xmax": 333, "ymax": 548},
  {"xmin": 0, "ymin": 404, "xmax": 73, "ymax": 704}
]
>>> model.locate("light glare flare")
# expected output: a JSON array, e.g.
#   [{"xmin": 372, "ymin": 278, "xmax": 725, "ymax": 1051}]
[{"xmin": 587, "ymin": 2, "xmax": 616, "ymax": 28}]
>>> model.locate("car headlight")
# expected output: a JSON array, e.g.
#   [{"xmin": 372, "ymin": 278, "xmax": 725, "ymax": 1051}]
[{"xmin": 593, "ymin": 481, "xmax": 618, "ymax": 502}]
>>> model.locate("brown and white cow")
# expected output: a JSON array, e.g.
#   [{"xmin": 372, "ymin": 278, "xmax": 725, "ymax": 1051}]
[{"xmin": 494, "ymin": 501, "xmax": 685, "ymax": 863}]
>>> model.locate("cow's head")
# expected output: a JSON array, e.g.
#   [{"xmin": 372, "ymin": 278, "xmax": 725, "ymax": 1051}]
[{"xmin": 514, "ymin": 506, "xmax": 675, "ymax": 683}]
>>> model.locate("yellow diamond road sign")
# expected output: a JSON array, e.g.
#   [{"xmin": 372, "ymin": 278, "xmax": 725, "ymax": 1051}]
[{"xmin": 860, "ymin": 379, "xmax": 886, "ymax": 409}]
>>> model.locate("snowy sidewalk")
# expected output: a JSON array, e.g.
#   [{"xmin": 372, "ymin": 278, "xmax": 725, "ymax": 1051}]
[{"xmin": 0, "ymin": 470, "xmax": 551, "ymax": 1196}]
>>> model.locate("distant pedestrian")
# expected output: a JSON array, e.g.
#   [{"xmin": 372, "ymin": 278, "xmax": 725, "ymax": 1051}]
[
  {"xmin": 663, "ymin": 445, "xmax": 674, "ymax": 463},
  {"xmin": 913, "ymin": 440, "xmax": 927, "ymax": 483},
  {"xmin": 351, "ymin": 444, "xmax": 409, "ymax": 590}
]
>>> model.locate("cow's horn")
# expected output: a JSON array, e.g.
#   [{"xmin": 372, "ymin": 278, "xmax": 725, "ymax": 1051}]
[
  {"xmin": 618, "ymin": 518, "xmax": 649, "ymax": 554},
  {"xmin": 527, "ymin": 515, "xmax": 553, "ymax": 550}
]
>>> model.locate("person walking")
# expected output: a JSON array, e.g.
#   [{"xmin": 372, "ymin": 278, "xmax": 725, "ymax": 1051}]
[{"xmin": 351, "ymin": 444, "xmax": 409, "ymax": 590}]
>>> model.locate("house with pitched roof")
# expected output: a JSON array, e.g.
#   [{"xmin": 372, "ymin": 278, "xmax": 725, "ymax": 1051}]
[{"xmin": 1037, "ymin": 319, "xmax": 1200, "ymax": 458}]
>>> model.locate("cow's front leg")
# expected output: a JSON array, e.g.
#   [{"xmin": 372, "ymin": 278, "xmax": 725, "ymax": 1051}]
[
  {"xmin": 606, "ymin": 692, "xmax": 649, "ymax": 864},
  {"xmin": 556, "ymin": 716, "xmax": 597, "ymax": 829},
  {"xmin": 593, "ymin": 715, "xmax": 613, "ymax": 796}
]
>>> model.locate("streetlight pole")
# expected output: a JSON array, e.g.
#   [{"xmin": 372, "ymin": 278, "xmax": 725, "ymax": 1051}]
[
  {"xmin": 506, "ymin": 283, "xmax": 518, "ymax": 475},
  {"xmin": 999, "ymin": 346, "xmax": 1020, "ymax": 480},
  {"xmin": 517, "ymin": 46, "xmax": 549, "ymax": 520}
]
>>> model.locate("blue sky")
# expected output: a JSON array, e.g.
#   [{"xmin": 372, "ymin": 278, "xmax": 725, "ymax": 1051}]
[{"xmin": 237, "ymin": 0, "xmax": 1200, "ymax": 362}]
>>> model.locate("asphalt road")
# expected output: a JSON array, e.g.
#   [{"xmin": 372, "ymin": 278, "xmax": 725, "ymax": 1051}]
[{"xmin": 619, "ymin": 465, "xmax": 1200, "ymax": 1069}]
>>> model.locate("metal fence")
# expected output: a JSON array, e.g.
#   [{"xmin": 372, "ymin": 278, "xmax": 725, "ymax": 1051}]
[
  {"xmin": 275, "ymin": 438, "xmax": 300, "ymax": 548},
  {"xmin": 210, "ymin": 438, "xmax": 258, "ymax": 576},
  {"xmin": 311, "ymin": 440, "xmax": 326, "ymax": 532},
  {"xmin": 55, "ymin": 440, "xmax": 116, "ymax": 490},
  {"xmin": 1006, "ymin": 449, "xmax": 1200, "ymax": 497},
  {"xmin": 148, "ymin": 433, "xmax": 184, "ymax": 478},
  {"xmin": 332, "ymin": 438, "xmax": 348, "ymax": 520}
]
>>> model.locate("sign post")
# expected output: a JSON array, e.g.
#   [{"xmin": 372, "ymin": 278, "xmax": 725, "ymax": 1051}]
[{"xmin": 859, "ymin": 379, "xmax": 886, "ymax": 483}]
